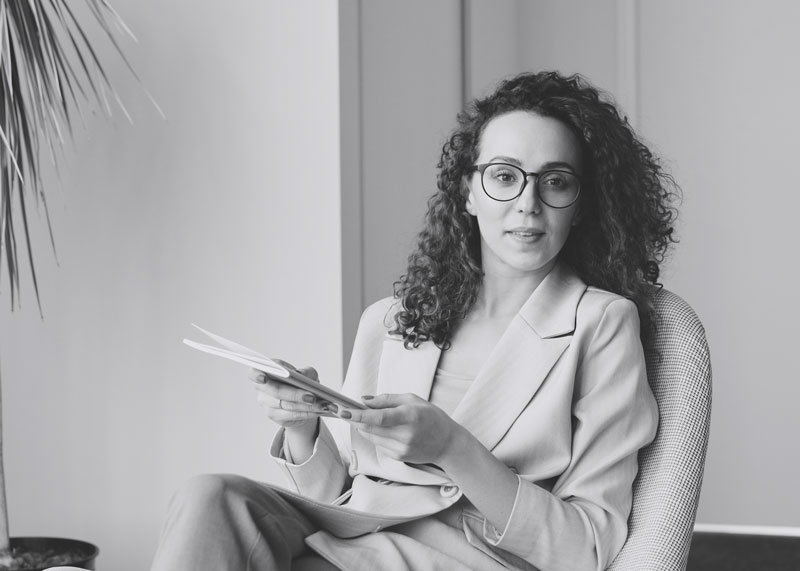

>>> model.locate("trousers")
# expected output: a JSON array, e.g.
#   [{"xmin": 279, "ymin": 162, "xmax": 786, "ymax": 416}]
[{"xmin": 150, "ymin": 473, "xmax": 341, "ymax": 571}]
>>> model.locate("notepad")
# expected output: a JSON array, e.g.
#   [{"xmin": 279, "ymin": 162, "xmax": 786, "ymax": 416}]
[{"xmin": 183, "ymin": 324, "xmax": 366, "ymax": 410}]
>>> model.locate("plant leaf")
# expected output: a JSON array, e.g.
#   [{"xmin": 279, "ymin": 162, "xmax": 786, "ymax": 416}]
[{"xmin": 1, "ymin": 0, "xmax": 152, "ymax": 308}]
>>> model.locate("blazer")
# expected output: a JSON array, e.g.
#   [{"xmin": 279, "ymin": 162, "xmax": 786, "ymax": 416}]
[{"xmin": 269, "ymin": 262, "xmax": 658, "ymax": 571}]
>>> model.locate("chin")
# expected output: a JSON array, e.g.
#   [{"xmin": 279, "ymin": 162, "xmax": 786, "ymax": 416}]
[
  {"xmin": 523, "ymin": 258, "xmax": 556, "ymax": 274},
  {"xmin": 503, "ymin": 257, "xmax": 558, "ymax": 276}
]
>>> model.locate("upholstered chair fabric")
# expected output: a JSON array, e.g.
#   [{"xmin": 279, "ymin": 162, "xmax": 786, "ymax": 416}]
[{"xmin": 608, "ymin": 288, "xmax": 713, "ymax": 571}]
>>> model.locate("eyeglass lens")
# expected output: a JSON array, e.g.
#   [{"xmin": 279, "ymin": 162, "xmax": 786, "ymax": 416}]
[{"xmin": 481, "ymin": 163, "xmax": 579, "ymax": 208}]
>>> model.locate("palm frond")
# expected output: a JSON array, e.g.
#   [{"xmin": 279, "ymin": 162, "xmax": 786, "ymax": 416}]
[{"xmin": 0, "ymin": 0, "xmax": 139, "ymax": 310}]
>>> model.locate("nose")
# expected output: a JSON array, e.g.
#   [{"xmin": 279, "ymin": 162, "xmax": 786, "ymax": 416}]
[{"xmin": 517, "ymin": 175, "xmax": 542, "ymax": 214}]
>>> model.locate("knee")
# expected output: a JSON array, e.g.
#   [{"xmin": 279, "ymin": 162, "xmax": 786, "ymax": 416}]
[{"xmin": 168, "ymin": 473, "xmax": 250, "ymax": 515}]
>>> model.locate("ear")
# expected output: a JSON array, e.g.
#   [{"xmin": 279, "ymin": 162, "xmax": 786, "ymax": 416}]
[{"xmin": 465, "ymin": 187, "xmax": 478, "ymax": 217}]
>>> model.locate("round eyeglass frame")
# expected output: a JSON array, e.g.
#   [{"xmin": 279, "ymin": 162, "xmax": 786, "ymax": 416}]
[{"xmin": 471, "ymin": 162, "xmax": 582, "ymax": 209}]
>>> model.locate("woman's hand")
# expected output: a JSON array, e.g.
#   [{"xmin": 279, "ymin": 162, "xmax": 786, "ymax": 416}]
[
  {"xmin": 342, "ymin": 393, "xmax": 465, "ymax": 466},
  {"xmin": 250, "ymin": 362, "xmax": 332, "ymax": 430},
  {"xmin": 345, "ymin": 393, "xmax": 520, "ymax": 532},
  {"xmin": 348, "ymin": 394, "xmax": 519, "ymax": 530},
  {"xmin": 252, "ymin": 362, "xmax": 337, "ymax": 465}
]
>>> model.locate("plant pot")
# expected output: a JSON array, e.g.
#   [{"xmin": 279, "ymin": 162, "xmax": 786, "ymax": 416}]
[{"xmin": 4, "ymin": 537, "xmax": 98, "ymax": 571}]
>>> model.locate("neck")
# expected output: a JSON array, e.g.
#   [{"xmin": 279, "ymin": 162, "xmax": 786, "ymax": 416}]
[{"xmin": 473, "ymin": 264, "xmax": 556, "ymax": 319}]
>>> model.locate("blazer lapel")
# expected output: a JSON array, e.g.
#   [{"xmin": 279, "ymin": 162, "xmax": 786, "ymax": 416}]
[
  {"xmin": 376, "ymin": 335, "xmax": 441, "ymax": 400},
  {"xmin": 365, "ymin": 333, "xmax": 446, "ymax": 485},
  {"xmin": 451, "ymin": 263, "xmax": 587, "ymax": 451}
]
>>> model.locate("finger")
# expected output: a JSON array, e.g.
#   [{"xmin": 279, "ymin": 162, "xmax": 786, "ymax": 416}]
[
  {"xmin": 249, "ymin": 368, "xmax": 296, "ymax": 388},
  {"xmin": 259, "ymin": 396, "xmax": 332, "ymax": 421},
  {"xmin": 272, "ymin": 358, "xmax": 297, "ymax": 371},
  {"xmin": 255, "ymin": 387, "xmax": 336, "ymax": 416},
  {"xmin": 272, "ymin": 409, "xmax": 325, "ymax": 423},
  {"xmin": 249, "ymin": 369, "xmax": 267, "ymax": 384},
  {"xmin": 361, "ymin": 393, "xmax": 420, "ymax": 409},
  {"xmin": 256, "ymin": 392, "xmax": 314, "ymax": 412},
  {"xmin": 342, "ymin": 406, "xmax": 401, "ymax": 427},
  {"xmin": 254, "ymin": 378, "xmax": 317, "ymax": 405},
  {"xmin": 313, "ymin": 400, "xmax": 339, "ymax": 415}
]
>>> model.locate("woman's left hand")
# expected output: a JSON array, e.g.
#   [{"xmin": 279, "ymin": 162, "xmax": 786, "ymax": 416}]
[{"xmin": 341, "ymin": 394, "xmax": 464, "ymax": 465}]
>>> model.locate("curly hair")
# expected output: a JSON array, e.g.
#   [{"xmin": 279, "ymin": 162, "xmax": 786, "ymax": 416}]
[{"xmin": 392, "ymin": 71, "xmax": 679, "ymax": 348}]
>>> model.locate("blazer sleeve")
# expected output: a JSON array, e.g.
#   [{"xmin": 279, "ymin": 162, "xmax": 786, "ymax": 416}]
[
  {"xmin": 269, "ymin": 420, "xmax": 348, "ymax": 502},
  {"xmin": 482, "ymin": 298, "xmax": 659, "ymax": 571}
]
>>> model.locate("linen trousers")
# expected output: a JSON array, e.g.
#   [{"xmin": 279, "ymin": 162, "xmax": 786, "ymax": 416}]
[{"xmin": 150, "ymin": 473, "xmax": 341, "ymax": 571}]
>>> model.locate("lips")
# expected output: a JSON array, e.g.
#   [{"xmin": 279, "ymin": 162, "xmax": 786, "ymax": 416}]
[{"xmin": 506, "ymin": 227, "xmax": 545, "ymax": 237}]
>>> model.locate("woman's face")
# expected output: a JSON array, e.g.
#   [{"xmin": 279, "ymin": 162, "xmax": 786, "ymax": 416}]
[{"xmin": 465, "ymin": 110, "xmax": 583, "ymax": 281}]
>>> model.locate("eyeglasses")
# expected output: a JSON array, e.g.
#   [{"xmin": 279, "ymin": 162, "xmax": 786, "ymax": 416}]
[{"xmin": 471, "ymin": 162, "xmax": 581, "ymax": 209}]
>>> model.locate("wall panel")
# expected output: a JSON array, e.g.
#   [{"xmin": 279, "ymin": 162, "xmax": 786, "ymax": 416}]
[{"xmin": 359, "ymin": 0, "xmax": 463, "ymax": 310}]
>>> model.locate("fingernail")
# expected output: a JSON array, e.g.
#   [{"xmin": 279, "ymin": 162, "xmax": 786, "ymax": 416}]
[
  {"xmin": 302, "ymin": 394, "xmax": 315, "ymax": 404},
  {"xmin": 321, "ymin": 402, "xmax": 339, "ymax": 413},
  {"xmin": 339, "ymin": 410, "xmax": 352, "ymax": 419},
  {"xmin": 361, "ymin": 395, "xmax": 374, "ymax": 401}
]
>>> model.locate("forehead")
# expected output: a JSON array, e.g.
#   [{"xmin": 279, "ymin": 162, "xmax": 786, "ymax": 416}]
[{"xmin": 477, "ymin": 111, "xmax": 582, "ymax": 169}]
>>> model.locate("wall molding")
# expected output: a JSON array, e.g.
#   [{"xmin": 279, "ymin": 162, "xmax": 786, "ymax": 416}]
[
  {"xmin": 339, "ymin": 0, "xmax": 364, "ymax": 371},
  {"xmin": 459, "ymin": 0, "xmax": 471, "ymax": 107},
  {"xmin": 695, "ymin": 523, "xmax": 800, "ymax": 537},
  {"xmin": 615, "ymin": 0, "xmax": 639, "ymax": 128}
]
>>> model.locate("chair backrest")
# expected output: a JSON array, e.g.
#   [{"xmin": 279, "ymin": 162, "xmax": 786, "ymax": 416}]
[{"xmin": 608, "ymin": 288, "xmax": 712, "ymax": 571}]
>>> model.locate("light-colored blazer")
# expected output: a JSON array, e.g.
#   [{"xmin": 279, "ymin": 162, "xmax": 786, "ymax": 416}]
[{"xmin": 269, "ymin": 262, "xmax": 658, "ymax": 571}]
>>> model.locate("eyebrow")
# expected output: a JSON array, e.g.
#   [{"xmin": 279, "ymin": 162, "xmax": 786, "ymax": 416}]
[
  {"xmin": 487, "ymin": 156, "xmax": 579, "ymax": 172},
  {"xmin": 487, "ymin": 155, "xmax": 523, "ymax": 166}
]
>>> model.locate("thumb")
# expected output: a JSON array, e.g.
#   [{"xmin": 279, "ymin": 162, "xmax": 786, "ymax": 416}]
[
  {"xmin": 296, "ymin": 366, "xmax": 319, "ymax": 382},
  {"xmin": 361, "ymin": 393, "xmax": 417, "ymax": 408},
  {"xmin": 273, "ymin": 359, "xmax": 319, "ymax": 382},
  {"xmin": 272, "ymin": 358, "xmax": 296, "ymax": 372}
]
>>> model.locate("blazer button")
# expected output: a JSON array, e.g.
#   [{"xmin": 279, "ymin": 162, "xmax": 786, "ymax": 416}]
[{"xmin": 439, "ymin": 484, "xmax": 459, "ymax": 498}]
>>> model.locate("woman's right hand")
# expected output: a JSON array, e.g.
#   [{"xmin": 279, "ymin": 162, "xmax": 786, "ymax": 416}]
[{"xmin": 249, "ymin": 362, "xmax": 332, "ymax": 431}]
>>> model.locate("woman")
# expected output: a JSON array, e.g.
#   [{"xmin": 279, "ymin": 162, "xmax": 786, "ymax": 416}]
[{"xmin": 151, "ymin": 71, "xmax": 677, "ymax": 571}]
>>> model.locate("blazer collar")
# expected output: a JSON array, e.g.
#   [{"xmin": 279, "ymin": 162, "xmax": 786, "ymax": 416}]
[
  {"xmin": 517, "ymin": 261, "xmax": 587, "ymax": 338},
  {"xmin": 376, "ymin": 261, "xmax": 587, "ymax": 451}
]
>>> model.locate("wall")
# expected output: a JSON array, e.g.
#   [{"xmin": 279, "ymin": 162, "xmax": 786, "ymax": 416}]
[
  {"xmin": 638, "ymin": 0, "xmax": 800, "ymax": 527},
  {"xmin": 0, "ymin": 1, "xmax": 344, "ymax": 569},
  {"xmin": 467, "ymin": 0, "xmax": 620, "ymax": 98},
  {"xmin": 358, "ymin": 0, "xmax": 463, "ymax": 309}
]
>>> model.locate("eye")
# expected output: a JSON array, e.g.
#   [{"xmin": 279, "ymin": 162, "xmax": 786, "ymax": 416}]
[
  {"xmin": 485, "ymin": 164, "xmax": 520, "ymax": 185},
  {"xmin": 540, "ymin": 171, "xmax": 574, "ymax": 190}
]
